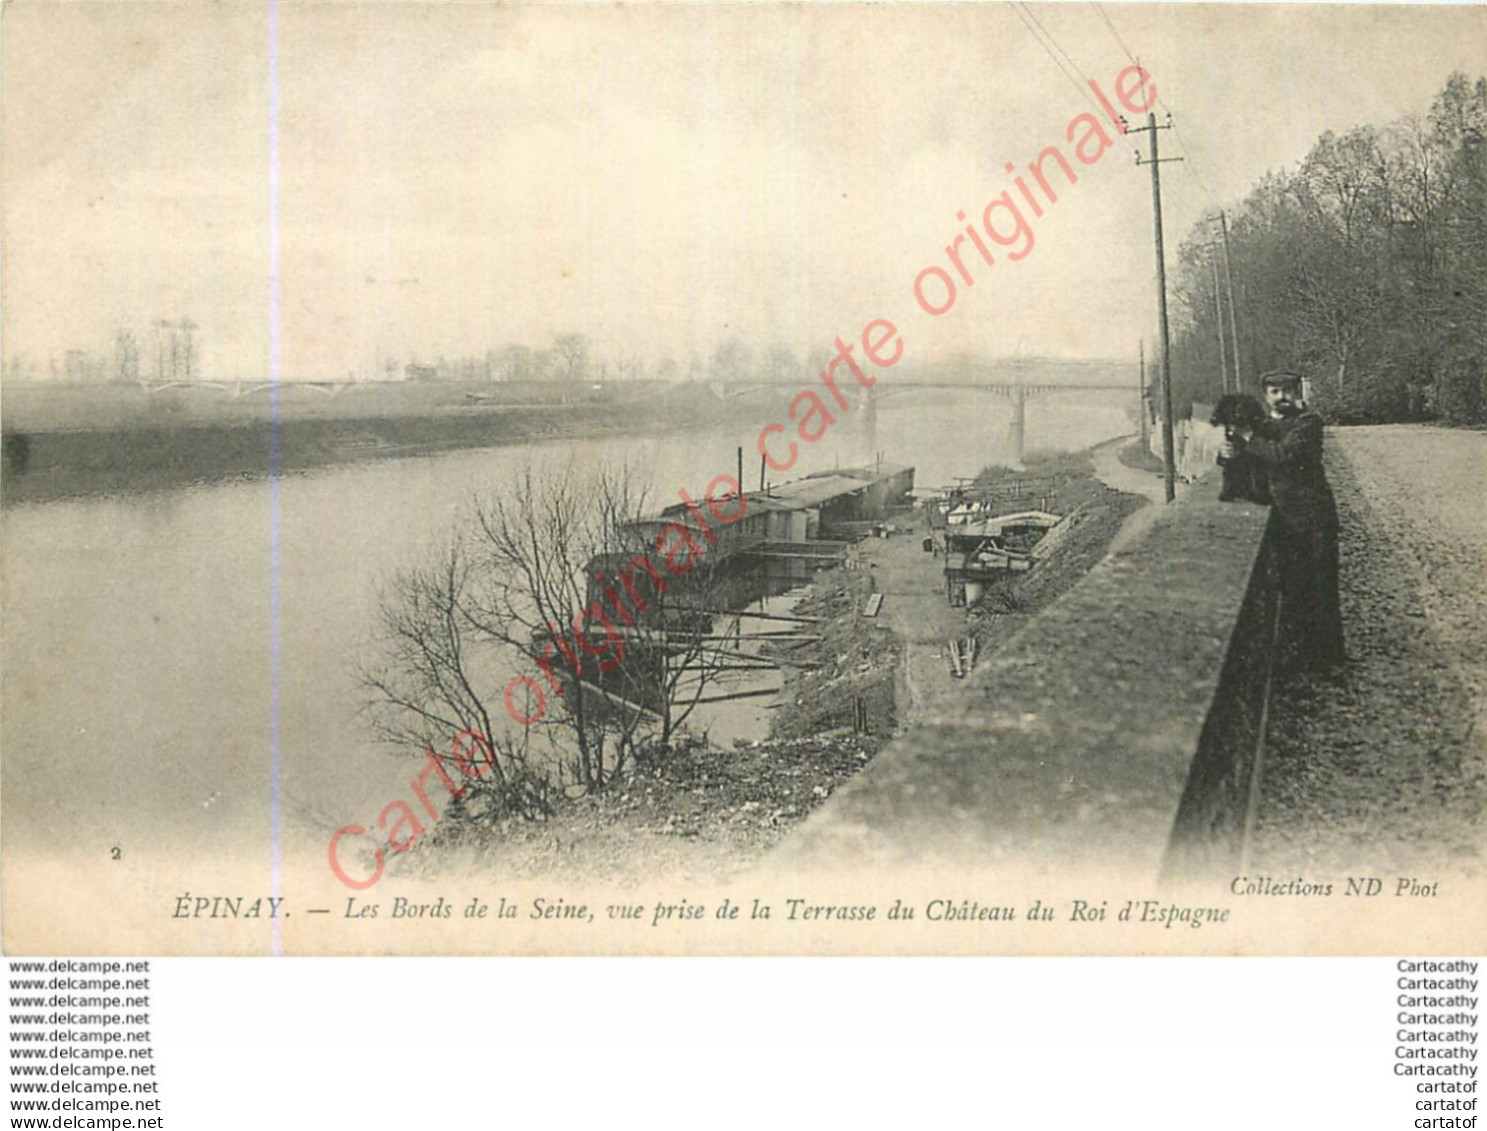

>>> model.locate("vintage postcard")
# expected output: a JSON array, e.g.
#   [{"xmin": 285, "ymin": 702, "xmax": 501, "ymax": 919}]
[{"xmin": 3, "ymin": 2, "xmax": 1483, "ymax": 956}]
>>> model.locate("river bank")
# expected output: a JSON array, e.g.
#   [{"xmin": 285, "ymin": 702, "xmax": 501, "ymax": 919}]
[
  {"xmin": 397, "ymin": 446, "xmax": 1145, "ymax": 884},
  {"xmin": 399, "ymin": 565, "xmax": 898, "ymax": 885},
  {"xmin": 0, "ymin": 380, "xmax": 731, "ymax": 505},
  {"xmin": 858, "ymin": 448, "xmax": 1149, "ymax": 724},
  {"xmin": 1, "ymin": 376, "xmax": 1138, "ymax": 918}
]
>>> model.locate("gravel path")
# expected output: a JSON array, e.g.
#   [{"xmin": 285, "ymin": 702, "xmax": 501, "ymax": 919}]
[
  {"xmin": 856, "ymin": 530, "xmax": 972, "ymax": 724},
  {"xmin": 1249, "ymin": 425, "xmax": 1487, "ymax": 874},
  {"xmin": 1089, "ymin": 435, "xmax": 1188, "ymax": 554},
  {"xmin": 1090, "ymin": 434, "xmax": 1171, "ymax": 503}
]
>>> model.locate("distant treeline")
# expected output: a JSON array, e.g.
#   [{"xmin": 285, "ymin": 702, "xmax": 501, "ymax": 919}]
[
  {"xmin": 0, "ymin": 382, "xmax": 733, "ymax": 506},
  {"xmin": 1170, "ymin": 72, "xmax": 1486, "ymax": 425}
]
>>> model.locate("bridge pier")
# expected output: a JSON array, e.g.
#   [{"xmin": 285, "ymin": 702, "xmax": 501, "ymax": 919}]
[{"xmin": 1008, "ymin": 385, "xmax": 1026, "ymax": 465}]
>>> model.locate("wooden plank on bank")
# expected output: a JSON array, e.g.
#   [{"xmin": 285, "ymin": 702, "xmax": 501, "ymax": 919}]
[
  {"xmin": 573, "ymin": 678, "xmax": 665, "ymax": 720},
  {"xmin": 687, "ymin": 687, "xmax": 780, "ymax": 705},
  {"xmin": 696, "ymin": 608, "xmax": 824, "ymax": 624},
  {"xmin": 609, "ymin": 629, "xmax": 822, "ymax": 644}
]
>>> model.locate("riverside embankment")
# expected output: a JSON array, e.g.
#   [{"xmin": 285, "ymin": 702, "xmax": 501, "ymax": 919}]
[
  {"xmin": 1, "ymin": 380, "xmax": 730, "ymax": 505},
  {"xmin": 775, "ymin": 425, "xmax": 1487, "ymax": 902},
  {"xmin": 776, "ymin": 461, "xmax": 1274, "ymax": 882},
  {"xmin": 1, "ymin": 379, "xmax": 1133, "ymax": 932},
  {"xmin": 396, "ymin": 447, "xmax": 1147, "ymax": 884}
]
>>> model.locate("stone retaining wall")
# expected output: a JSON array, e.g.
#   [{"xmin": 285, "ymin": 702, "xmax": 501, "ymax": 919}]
[{"xmin": 780, "ymin": 469, "xmax": 1279, "ymax": 882}]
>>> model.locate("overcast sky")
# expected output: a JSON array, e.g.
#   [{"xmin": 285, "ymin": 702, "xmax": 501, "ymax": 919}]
[{"xmin": 5, "ymin": 3, "xmax": 1485, "ymax": 379}]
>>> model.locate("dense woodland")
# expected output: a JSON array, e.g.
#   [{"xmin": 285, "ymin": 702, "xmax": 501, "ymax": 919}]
[{"xmin": 1169, "ymin": 73, "xmax": 1487, "ymax": 425}]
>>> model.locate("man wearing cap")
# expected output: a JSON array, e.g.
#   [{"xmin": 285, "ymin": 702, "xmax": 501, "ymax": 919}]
[{"xmin": 1220, "ymin": 370, "xmax": 1345, "ymax": 675}]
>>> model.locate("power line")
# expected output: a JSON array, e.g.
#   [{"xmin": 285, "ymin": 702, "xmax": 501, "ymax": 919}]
[
  {"xmin": 1006, "ymin": 3, "xmax": 1091, "ymax": 110},
  {"xmin": 1167, "ymin": 118, "xmax": 1217, "ymax": 202},
  {"xmin": 1160, "ymin": 169, "xmax": 1208, "ymax": 220},
  {"xmin": 1015, "ymin": 0, "xmax": 1215, "ymax": 289},
  {"xmin": 1130, "ymin": 112, "xmax": 1184, "ymax": 504},
  {"xmin": 1020, "ymin": 3, "xmax": 1098, "ymax": 91},
  {"xmin": 1091, "ymin": 3, "xmax": 1138, "ymax": 69},
  {"xmin": 1016, "ymin": 1, "xmax": 1211, "ymax": 327},
  {"xmin": 1089, "ymin": 2, "xmax": 1217, "ymax": 204},
  {"xmin": 1015, "ymin": 0, "xmax": 1215, "ymax": 214},
  {"xmin": 1005, "ymin": 3, "xmax": 1109, "ymax": 125}
]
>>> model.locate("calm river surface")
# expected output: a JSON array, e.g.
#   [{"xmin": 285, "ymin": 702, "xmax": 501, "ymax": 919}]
[{"xmin": 1, "ymin": 389, "xmax": 1130, "ymax": 919}]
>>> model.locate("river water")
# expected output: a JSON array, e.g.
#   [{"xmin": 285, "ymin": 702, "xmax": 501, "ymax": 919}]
[{"xmin": 1, "ymin": 389, "xmax": 1129, "ymax": 928}]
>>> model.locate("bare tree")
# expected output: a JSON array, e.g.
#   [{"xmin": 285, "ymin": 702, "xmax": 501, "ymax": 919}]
[
  {"xmin": 114, "ymin": 330, "xmax": 139, "ymax": 384},
  {"xmin": 551, "ymin": 333, "xmax": 589, "ymax": 382},
  {"xmin": 359, "ymin": 538, "xmax": 558, "ymax": 821},
  {"xmin": 581, "ymin": 480, "xmax": 738, "ymax": 754},
  {"xmin": 463, "ymin": 464, "xmax": 735, "ymax": 785},
  {"xmin": 178, "ymin": 318, "xmax": 198, "ymax": 380},
  {"xmin": 362, "ymin": 463, "xmax": 737, "ymax": 801}
]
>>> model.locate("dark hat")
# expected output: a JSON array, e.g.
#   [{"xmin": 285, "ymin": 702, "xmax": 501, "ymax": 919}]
[{"xmin": 1258, "ymin": 370, "xmax": 1303, "ymax": 390}]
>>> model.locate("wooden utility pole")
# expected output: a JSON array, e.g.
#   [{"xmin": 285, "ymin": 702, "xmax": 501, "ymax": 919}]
[
  {"xmin": 1217, "ymin": 210, "xmax": 1243, "ymax": 391},
  {"xmin": 1132, "ymin": 112, "xmax": 1182, "ymax": 503},
  {"xmin": 1206, "ymin": 243, "xmax": 1229, "ymax": 394}
]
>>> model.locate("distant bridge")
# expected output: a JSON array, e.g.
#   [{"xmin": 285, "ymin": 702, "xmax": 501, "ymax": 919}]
[
  {"xmin": 870, "ymin": 380, "xmax": 1129, "ymax": 395},
  {"xmin": 138, "ymin": 379, "xmax": 360, "ymax": 398},
  {"xmin": 710, "ymin": 379, "xmax": 1131, "ymax": 400},
  {"xmin": 712, "ymin": 377, "xmax": 1139, "ymax": 462}
]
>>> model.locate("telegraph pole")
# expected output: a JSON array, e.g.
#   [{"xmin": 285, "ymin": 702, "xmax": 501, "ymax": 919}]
[
  {"xmin": 1206, "ymin": 243, "xmax": 1229, "ymax": 394},
  {"xmin": 1217, "ymin": 210, "xmax": 1242, "ymax": 390},
  {"xmin": 1131, "ymin": 112, "xmax": 1182, "ymax": 503}
]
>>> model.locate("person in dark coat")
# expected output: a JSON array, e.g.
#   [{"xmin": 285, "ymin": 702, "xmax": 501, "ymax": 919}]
[
  {"xmin": 1210, "ymin": 394, "xmax": 1271, "ymax": 504},
  {"xmin": 1221, "ymin": 370, "xmax": 1345, "ymax": 675}
]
